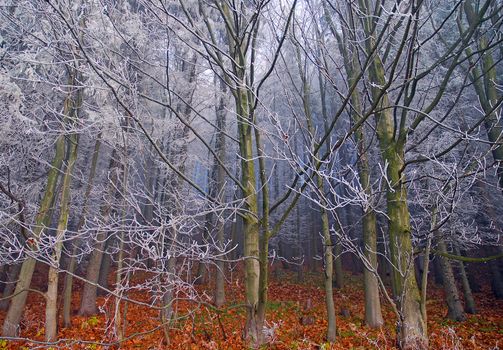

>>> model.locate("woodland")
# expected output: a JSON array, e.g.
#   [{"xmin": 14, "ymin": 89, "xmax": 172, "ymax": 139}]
[{"xmin": 0, "ymin": 0, "xmax": 503, "ymax": 349}]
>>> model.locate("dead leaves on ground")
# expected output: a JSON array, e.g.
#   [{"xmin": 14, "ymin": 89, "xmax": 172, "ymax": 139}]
[{"xmin": 0, "ymin": 268, "xmax": 502, "ymax": 349}]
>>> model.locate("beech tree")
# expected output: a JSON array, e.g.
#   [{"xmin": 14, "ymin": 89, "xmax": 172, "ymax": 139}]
[{"xmin": 0, "ymin": 0, "xmax": 502, "ymax": 349}]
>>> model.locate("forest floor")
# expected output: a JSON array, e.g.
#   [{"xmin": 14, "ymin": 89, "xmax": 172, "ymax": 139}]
[{"xmin": 0, "ymin": 265, "xmax": 502, "ymax": 349}]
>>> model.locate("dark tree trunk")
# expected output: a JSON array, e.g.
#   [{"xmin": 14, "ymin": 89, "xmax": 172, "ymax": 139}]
[
  {"xmin": 0, "ymin": 264, "xmax": 22, "ymax": 311},
  {"xmin": 97, "ymin": 240, "xmax": 112, "ymax": 296},
  {"xmin": 432, "ymin": 256, "xmax": 444, "ymax": 286},
  {"xmin": 490, "ymin": 258, "xmax": 503, "ymax": 299},
  {"xmin": 453, "ymin": 246, "xmax": 477, "ymax": 314},
  {"xmin": 437, "ymin": 240, "xmax": 465, "ymax": 321}
]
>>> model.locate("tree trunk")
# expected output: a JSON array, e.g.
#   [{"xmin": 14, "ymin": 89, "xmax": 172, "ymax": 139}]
[
  {"xmin": 453, "ymin": 245, "xmax": 477, "ymax": 314},
  {"xmin": 256, "ymin": 233, "xmax": 269, "ymax": 342},
  {"xmin": 289, "ymin": 139, "xmax": 302, "ymax": 282},
  {"xmin": 79, "ymin": 154, "xmax": 118, "ymax": 316},
  {"xmin": 0, "ymin": 264, "xmax": 21, "ymax": 311},
  {"xmin": 45, "ymin": 118, "xmax": 80, "ymax": 341},
  {"xmin": 464, "ymin": 1, "xmax": 503, "ymax": 192},
  {"xmin": 114, "ymin": 229, "xmax": 125, "ymax": 342},
  {"xmin": 436, "ymin": 238, "xmax": 465, "ymax": 321},
  {"xmin": 2, "ymin": 126, "xmax": 66, "ymax": 337},
  {"xmin": 362, "ymin": 18, "xmax": 427, "ymax": 345},
  {"xmin": 362, "ymin": 211, "xmax": 384, "ymax": 327},
  {"xmin": 489, "ymin": 257, "xmax": 503, "ymax": 299},
  {"xmin": 113, "ymin": 156, "xmax": 129, "ymax": 342},
  {"xmin": 0, "ymin": 266, "xmax": 5, "ymax": 292},
  {"xmin": 158, "ymin": 184, "xmax": 178, "ymax": 344},
  {"xmin": 97, "ymin": 239, "xmax": 112, "ymax": 296},
  {"xmin": 385, "ymin": 151, "xmax": 427, "ymax": 349},
  {"xmin": 45, "ymin": 267, "xmax": 59, "ymax": 342},
  {"xmin": 210, "ymin": 76, "xmax": 227, "ymax": 307},
  {"xmin": 344, "ymin": 207, "xmax": 363, "ymax": 274},
  {"xmin": 2, "ymin": 260, "xmax": 38, "ymax": 337},
  {"xmin": 229, "ymin": 213, "xmax": 239, "ymax": 261},
  {"xmin": 333, "ymin": 241, "xmax": 344, "ymax": 289},
  {"xmin": 63, "ymin": 135, "xmax": 101, "ymax": 327},
  {"xmin": 160, "ymin": 254, "xmax": 176, "ymax": 343},
  {"xmin": 214, "ymin": 221, "xmax": 225, "ymax": 307},
  {"xmin": 432, "ymin": 256, "xmax": 444, "ymax": 286},
  {"xmin": 294, "ymin": 41, "xmax": 336, "ymax": 339},
  {"xmin": 310, "ymin": 209, "xmax": 318, "ymax": 272},
  {"xmin": 243, "ymin": 212, "xmax": 260, "ymax": 345},
  {"xmin": 79, "ymin": 240, "xmax": 106, "ymax": 316},
  {"xmin": 328, "ymin": 3, "xmax": 382, "ymax": 324},
  {"xmin": 194, "ymin": 246, "xmax": 207, "ymax": 285},
  {"xmin": 296, "ymin": 203, "xmax": 303, "ymax": 283},
  {"xmin": 195, "ymin": 202, "xmax": 211, "ymax": 285},
  {"xmin": 235, "ymin": 86, "xmax": 261, "ymax": 345},
  {"xmin": 321, "ymin": 197, "xmax": 336, "ymax": 342}
]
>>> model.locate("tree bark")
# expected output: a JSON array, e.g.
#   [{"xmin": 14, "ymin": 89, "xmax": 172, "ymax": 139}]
[
  {"xmin": 384, "ymin": 150, "xmax": 427, "ymax": 349},
  {"xmin": 78, "ymin": 236, "xmax": 107, "ymax": 316},
  {"xmin": 436, "ymin": 238, "xmax": 465, "ymax": 321},
  {"xmin": 213, "ymin": 78, "xmax": 227, "ymax": 308},
  {"xmin": 453, "ymin": 245, "xmax": 477, "ymax": 314},
  {"xmin": 78, "ymin": 153, "xmax": 118, "ymax": 316},
  {"xmin": 362, "ymin": 210, "xmax": 384, "ymax": 328},
  {"xmin": 326, "ymin": 1, "xmax": 382, "ymax": 325},
  {"xmin": 432, "ymin": 256, "xmax": 444, "ymax": 286},
  {"xmin": 236, "ymin": 86, "xmax": 260, "ymax": 345},
  {"xmin": 359, "ymin": 7, "xmax": 428, "ymax": 343},
  {"xmin": 0, "ymin": 266, "xmax": 5, "ymax": 293},
  {"xmin": 160, "ymin": 251, "xmax": 176, "ymax": 343},
  {"xmin": 45, "ymin": 96, "xmax": 80, "ymax": 341},
  {"xmin": 333, "ymin": 241, "xmax": 344, "ymax": 289},
  {"xmin": 0, "ymin": 264, "xmax": 21, "ymax": 311},
  {"xmin": 489, "ymin": 256, "xmax": 503, "ymax": 299},
  {"xmin": 256, "ymin": 231, "xmax": 269, "ymax": 341},
  {"xmin": 293, "ymin": 38, "xmax": 337, "ymax": 340},
  {"xmin": 296, "ymin": 202, "xmax": 303, "ymax": 283},
  {"xmin": 464, "ymin": 1, "xmax": 503, "ymax": 192},
  {"xmin": 321, "ymin": 203, "xmax": 337, "ymax": 342},
  {"xmin": 97, "ymin": 238, "xmax": 112, "ymax": 296},
  {"xmin": 63, "ymin": 134, "xmax": 101, "ymax": 327},
  {"xmin": 310, "ymin": 209, "xmax": 318, "ymax": 272},
  {"xmin": 2, "ymin": 119, "xmax": 66, "ymax": 337}
]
